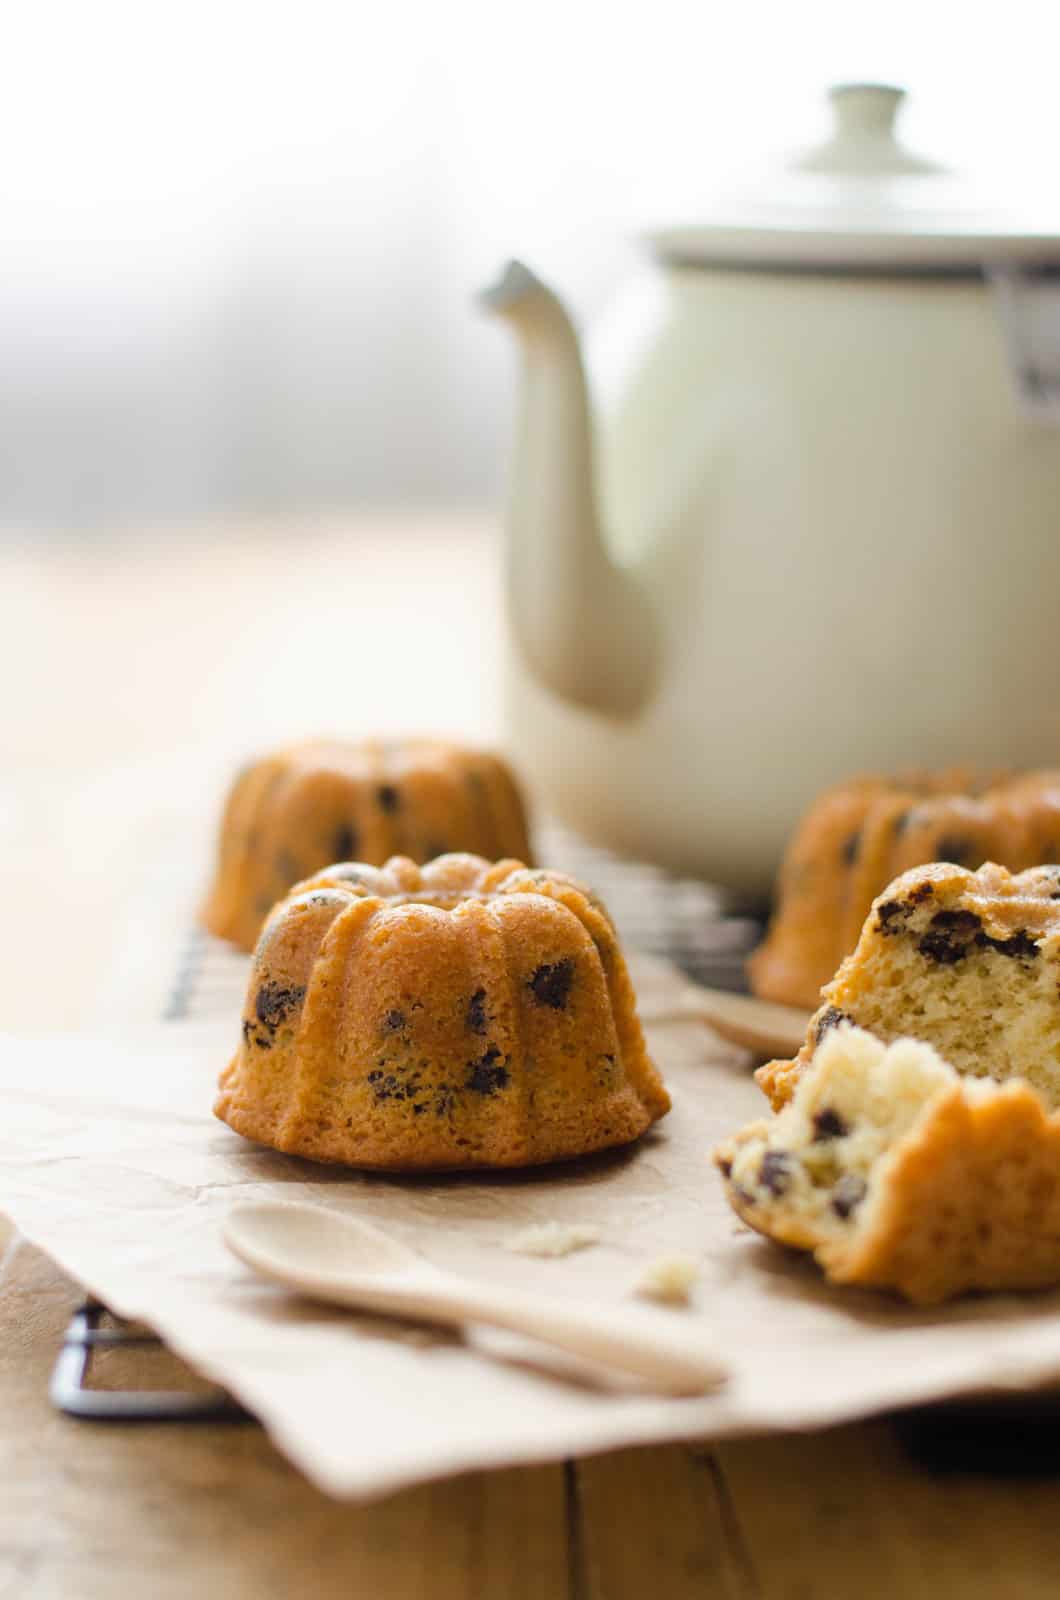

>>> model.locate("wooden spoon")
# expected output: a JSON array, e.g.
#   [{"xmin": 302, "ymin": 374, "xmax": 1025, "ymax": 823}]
[{"xmin": 224, "ymin": 1202, "xmax": 726, "ymax": 1397}]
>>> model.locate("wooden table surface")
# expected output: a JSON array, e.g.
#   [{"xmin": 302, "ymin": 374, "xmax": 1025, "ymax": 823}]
[{"xmin": 4, "ymin": 521, "xmax": 1060, "ymax": 1598}]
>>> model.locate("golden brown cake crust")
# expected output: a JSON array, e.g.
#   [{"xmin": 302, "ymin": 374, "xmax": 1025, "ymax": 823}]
[
  {"xmin": 201, "ymin": 739, "xmax": 533, "ymax": 952},
  {"xmin": 749, "ymin": 770, "xmax": 1060, "ymax": 1010},
  {"xmin": 756, "ymin": 860, "xmax": 1060, "ymax": 1113},
  {"xmin": 215, "ymin": 854, "xmax": 670, "ymax": 1171},
  {"xmin": 719, "ymin": 1040, "xmax": 1060, "ymax": 1305}
]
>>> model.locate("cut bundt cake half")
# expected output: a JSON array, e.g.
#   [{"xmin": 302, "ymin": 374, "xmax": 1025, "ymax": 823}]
[
  {"xmin": 717, "ymin": 1026, "xmax": 1060, "ymax": 1304},
  {"xmin": 757, "ymin": 861, "xmax": 1060, "ymax": 1113}
]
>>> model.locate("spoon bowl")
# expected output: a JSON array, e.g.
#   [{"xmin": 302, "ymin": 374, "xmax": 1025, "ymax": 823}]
[{"xmin": 228, "ymin": 1202, "xmax": 423, "ymax": 1280}]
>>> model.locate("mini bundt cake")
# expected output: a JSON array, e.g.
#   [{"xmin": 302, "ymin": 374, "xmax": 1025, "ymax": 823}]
[
  {"xmin": 215, "ymin": 853, "xmax": 670, "ymax": 1170},
  {"xmin": 202, "ymin": 739, "xmax": 533, "ymax": 951},
  {"xmin": 717, "ymin": 1026, "xmax": 1060, "ymax": 1304},
  {"xmin": 757, "ymin": 861, "xmax": 1060, "ymax": 1113},
  {"xmin": 749, "ymin": 770, "xmax": 1060, "ymax": 1010}
]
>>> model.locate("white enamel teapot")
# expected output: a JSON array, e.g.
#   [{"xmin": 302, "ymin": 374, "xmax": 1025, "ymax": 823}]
[{"xmin": 481, "ymin": 84, "xmax": 1060, "ymax": 899}]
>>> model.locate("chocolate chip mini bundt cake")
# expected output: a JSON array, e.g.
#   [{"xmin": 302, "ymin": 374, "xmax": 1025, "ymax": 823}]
[
  {"xmin": 202, "ymin": 739, "xmax": 532, "ymax": 951},
  {"xmin": 717, "ymin": 1026, "xmax": 1060, "ymax": 1304},
  {"xmin": 749, "ymin": 771, "xmax": 1060, "ymax": 1010},
  {"xmin": 215, "ymin": 853, "xmax": 670, "ymax": 1170},
  {"xmin": 757, "ymin": 861, "xmax": 1060, "ymax": 1114}
]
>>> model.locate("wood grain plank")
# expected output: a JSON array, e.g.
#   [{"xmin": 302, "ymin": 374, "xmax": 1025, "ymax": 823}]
[
  {"xmin": 0, "ymin": 1236, "xmax": 570, "ymax": 1600},
  {"xmin": 574, "ymin": 1445, "xmax": 754, "ymax": 1599},
  {"xmin": 716, "ymin": 1423, "xmax": 1060, "ymax": 1600}
]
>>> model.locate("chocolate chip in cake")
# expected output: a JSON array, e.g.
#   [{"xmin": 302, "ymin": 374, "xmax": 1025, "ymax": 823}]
[
  {"xmin": 717, "ymin": 1157, "xmax": 733, "ymax": 1179},
  {"xmin": 367, "ymin": 1067, "xmax": 422, "ymax": 1103},
  {"xmin": 909, "ymin": 882, "xmax": 935, "ymax": 904},
  {"xmin": 841, "ymin": 831, "xmax": 860, "ymax": 866},
  {"xmin": 241, "ymin": 1019, "xmax": 254, "ymax": 1046},
  {"xmin": 466, "ymin": 988, "xmax": 488, "ymax": 1034},
  {"xmin": 876, "ymin": 900, "xmax": 908, "ymax": 933},
  {"xmin": 815, "ymin": 1006, "xmax": 851, "ymax": 1044},
  {"xmin": 254, "ymin": 981, "xmax": 306, "ymax": 1032},
  {"xmin": 831, "ymin": 1174, "xmax": 868, "ymax": 1219},
  {"xmin": 977, "ymin": 928, "xmax": 1039, "ymax": 960},
  {"xmin": 528, "ymin": 959, "xmax": 574, "ymax": 1009},
  {"xmin": 813, "ymin": 1107, "xmax": 849, "ymax": 1141},
  {"xmin": 333, "ymin": 823, "xmax": 357, "ymax": 861},
  {"xmin": 918, "ymin": 908, "xmax": 982, "ymax": 964},
  {"xmin": 466, "ymin": 1047, "xmax": 510, "ymax": 1095},
  {"xmin": 377, "ymin": 784, "xmax": 400, "ymax": 813},
  {"xmin": 918, "ymin": 930, "xmax": 968, "ymax": 964},
  {"xmin": 932, "ymin": 909, "xmax": 982, "ymax": 933},
  {"xmin": 382, "ymin": 1008, "xmax": 407, "ymax": 1033},
  {"xmin": 759, "ymin": 1151, "xmax": 793, "ymax": 1196}
]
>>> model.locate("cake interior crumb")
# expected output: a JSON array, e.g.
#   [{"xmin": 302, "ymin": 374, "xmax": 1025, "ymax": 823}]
[{"xmin": 730, "ymin": 1027, "xmax": 969, "ymax": 1241}]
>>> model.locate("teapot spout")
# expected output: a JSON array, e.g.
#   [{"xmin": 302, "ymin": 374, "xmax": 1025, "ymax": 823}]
[{"xmin": 480, "ymin": 261, "xmax": 658, "ymax": 718}]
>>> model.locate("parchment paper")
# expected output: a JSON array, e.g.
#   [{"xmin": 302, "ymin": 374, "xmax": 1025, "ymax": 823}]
[{"xmin": 6, "ymin": 960, "xmax": 1060, "ymax": 1501}]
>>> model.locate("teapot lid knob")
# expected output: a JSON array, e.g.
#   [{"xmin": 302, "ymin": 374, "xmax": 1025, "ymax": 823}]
[
  {"xmin": 792, "ymin": 82, "xmax": 946, "ymax": 176},
  {"xmin": 830, "ymin": 82, "xmax": 905, "ymax": 136}
]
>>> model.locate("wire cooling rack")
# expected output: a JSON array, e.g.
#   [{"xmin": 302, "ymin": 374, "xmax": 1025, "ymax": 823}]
[{"xmin": 53, "ymin": 825, "xmax": 764, "ymax": 1420}]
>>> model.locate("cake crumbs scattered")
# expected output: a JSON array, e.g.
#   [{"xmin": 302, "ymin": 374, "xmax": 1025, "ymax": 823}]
[
  {"xmin": 505, "ymin": 1222, "xmax": 602, "ymax": 1258},
  {"xmin": 633, "ymin": 1252, "xmax": 699, "ymax": 1305}
]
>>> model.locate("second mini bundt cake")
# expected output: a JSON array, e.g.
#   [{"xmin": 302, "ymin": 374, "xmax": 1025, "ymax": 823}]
[
  {"xmin": 202, "ymin": 738, "xmax": 533, "ymax": 951},
  {"xmin": 215, "ymin": 854, "xmax": 670, "ymax": 1170},
  {"xmin": 757, "ymin": 861, "xmax": 1060, "ymax": 1113},
  {"xmin": 749, "ymin": 770, "xmax": 1060, "ymax": 1010},
  {"xmin": 717, "ymin": 1026, "xmax": 1060, "ymax": 1304}
]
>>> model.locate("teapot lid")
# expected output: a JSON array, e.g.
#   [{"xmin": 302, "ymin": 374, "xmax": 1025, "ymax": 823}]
[{"xmin": 648, "ymin": 84, "xmax": 1060, "ymax": 272}]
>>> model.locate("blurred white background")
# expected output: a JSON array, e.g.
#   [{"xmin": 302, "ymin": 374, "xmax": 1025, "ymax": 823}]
[{"xmin": 0, "ymin": 0, "xmax": 1050, "ymax": 533}]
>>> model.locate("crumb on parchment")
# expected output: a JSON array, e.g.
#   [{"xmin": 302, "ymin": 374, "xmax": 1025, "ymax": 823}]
[
  {"xmin": 505, "ymin": 1222, "xmax": 602, "ymax": 1258},
  {"xmin": 633, "ymin": 1252, "xmax": 699, "ymax": 1305}
]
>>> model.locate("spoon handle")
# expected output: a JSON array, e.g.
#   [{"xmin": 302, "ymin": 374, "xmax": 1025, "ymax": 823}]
[
  {"xmin": 438, "ymin": 1280, "xmax": 724, "ymax": 1395},
  {"xmin": 340, "ymin": 1276, "xmax": 725, "ymax": 1396}
]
